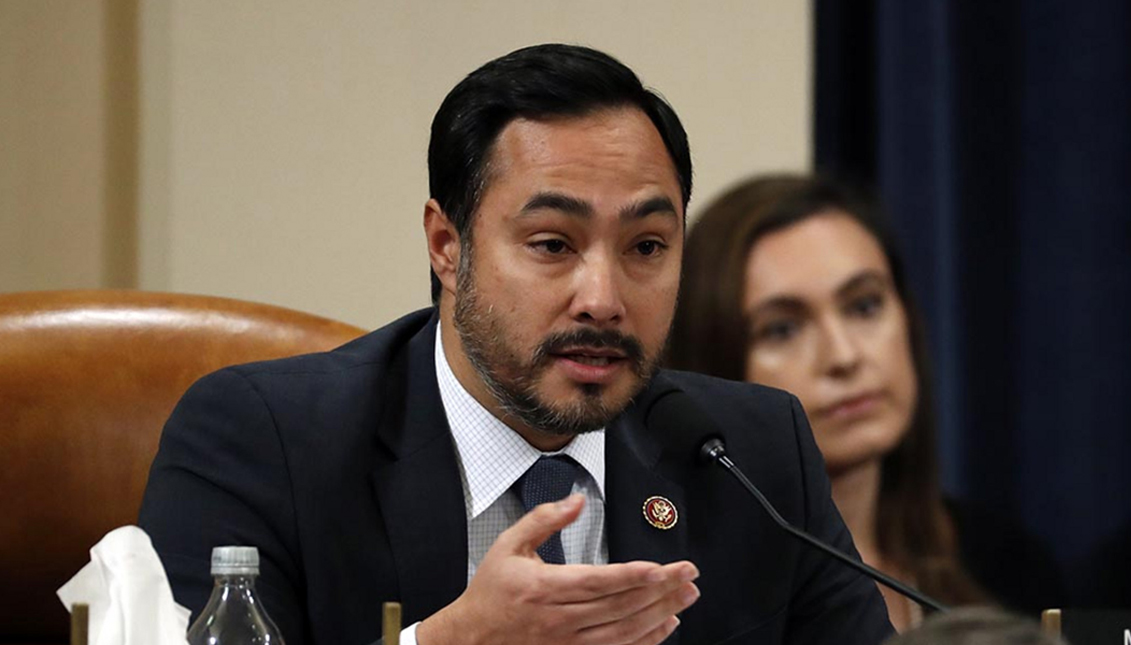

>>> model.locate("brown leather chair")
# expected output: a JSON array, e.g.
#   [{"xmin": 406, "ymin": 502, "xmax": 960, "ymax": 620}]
[{"xmin": 0, "ymin": 290, "xmax": 367, "ymax": 645}]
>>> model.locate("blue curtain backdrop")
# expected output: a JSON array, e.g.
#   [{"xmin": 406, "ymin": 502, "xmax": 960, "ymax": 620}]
[{"xmin": 815, "ymin": 0, "xmax": 1131, "ymax": 605}]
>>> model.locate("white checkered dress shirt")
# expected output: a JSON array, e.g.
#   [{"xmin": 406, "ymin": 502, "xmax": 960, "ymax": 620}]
[
  {"xmin": 400, "ymin": 326, "xmax": 609, "ymax": 644},
  {"xmin": 435, "ymin": 324, "xmax": 608, "ymax": 580}
]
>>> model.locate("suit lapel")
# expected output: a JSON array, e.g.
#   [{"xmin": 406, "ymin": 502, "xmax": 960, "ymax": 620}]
[
  {"xmin": 369, "ymin": 316, "xmax": 468, "ymax": 624},
  {"xmin": 607, "ymin": 378, "xmax": 689, "ymax": 645}
]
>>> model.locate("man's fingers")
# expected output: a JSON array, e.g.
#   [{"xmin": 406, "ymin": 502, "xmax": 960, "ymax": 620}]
[
  {"xmin": 575, "ymin": 581, "xmax": 699, "ymax": 645},
  {"xmin": 549, "ymin": 560, "xmax": 698, "ymax": 604},
  {"xmin": 477, "ymin": 504, "xmax": 699, "ymax": 645},
  {"xmin": 490, "ymin": 493, "xmax": 585, "ymax": 557},
  {"xmin": 562, "ymin": 564, "xmax": 697, "ymax": 629},
  {"xmin": 628, "ymin": 616, "xmax": 681, "ymax": 645}
]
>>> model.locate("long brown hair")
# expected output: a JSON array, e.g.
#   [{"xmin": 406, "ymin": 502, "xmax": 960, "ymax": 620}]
[{"xmin": 669, "ymin": 174, "xmax": 985, "ymax": 605}]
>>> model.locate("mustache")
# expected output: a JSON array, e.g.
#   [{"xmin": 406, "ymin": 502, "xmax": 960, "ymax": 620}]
[{"xmin": 533, "ymin": 328, "xmax": 646, "ymax": 370}]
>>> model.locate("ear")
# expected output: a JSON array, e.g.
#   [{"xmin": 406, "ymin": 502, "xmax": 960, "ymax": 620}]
[{"xmin": 424, "ymin": 198, "xmax": 461, "ymax": 299}]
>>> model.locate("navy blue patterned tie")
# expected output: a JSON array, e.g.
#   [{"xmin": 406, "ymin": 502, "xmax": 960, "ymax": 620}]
[{"xmin": 516, "ymin": 455, "xmax": 580, "ymax": 564}]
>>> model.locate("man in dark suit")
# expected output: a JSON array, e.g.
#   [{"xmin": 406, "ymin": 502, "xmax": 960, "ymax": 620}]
[{"xmin": 140, "ymin": 44, "xmax": 893, "ymax": 645}]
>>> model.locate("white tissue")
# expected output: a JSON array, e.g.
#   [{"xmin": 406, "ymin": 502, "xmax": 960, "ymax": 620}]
[{"xmin": 57, "ymin": 526, "xmax": 191, "ymax": 645}]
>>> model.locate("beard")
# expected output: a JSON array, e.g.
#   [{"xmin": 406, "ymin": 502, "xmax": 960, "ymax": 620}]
[{"xmin": 452, "ymin": 252, "xmax": 663, "ymax": 437}]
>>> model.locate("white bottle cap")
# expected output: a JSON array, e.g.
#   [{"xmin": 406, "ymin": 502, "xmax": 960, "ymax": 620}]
[{"xmin": 210, "ymin": 546, "xmax": 260, "ymax": 575}]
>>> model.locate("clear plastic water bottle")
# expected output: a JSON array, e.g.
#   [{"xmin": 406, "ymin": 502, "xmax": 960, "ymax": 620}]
[{"xmin": 187, "ymin": 546, "xmax": 286, "ymax": 645}]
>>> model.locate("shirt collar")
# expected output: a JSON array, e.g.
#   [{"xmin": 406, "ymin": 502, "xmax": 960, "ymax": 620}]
[{"xmin": 434, "ymin": 322, "xmax": 606, "ymax": 520}]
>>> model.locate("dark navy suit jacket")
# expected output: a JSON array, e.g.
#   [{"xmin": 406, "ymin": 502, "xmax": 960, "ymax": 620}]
[{"xmin": 139, "ymin": 308, "xmax": 893, "ymax": 645}]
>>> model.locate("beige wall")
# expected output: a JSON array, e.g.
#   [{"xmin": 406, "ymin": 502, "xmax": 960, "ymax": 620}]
[
  {"xmin": 4, "ymin": 0, "xmax": 813, "ymax": 328},
  {"xmin": 0, "ymin": 0, "xmax": 130, "ymax": 292}
]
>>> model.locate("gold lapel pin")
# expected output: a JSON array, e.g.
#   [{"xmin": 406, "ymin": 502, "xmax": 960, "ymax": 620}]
[{"xmin": 642, "ymin": 495, "xmax": 678, "ymax": 530}]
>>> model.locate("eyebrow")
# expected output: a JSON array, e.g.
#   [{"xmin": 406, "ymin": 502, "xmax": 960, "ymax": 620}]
[
  {"xmin": 517, "ymin": 192, "xmax": 679, "ymax": 222},
  {"xmin": 835, "ymin": 270, "xmax": 890, "ymax": 297},
  {"xmin": 519, "ymin": 192, "xmax": 593, "ymax": 218},
  {"xmin": 618, "ymin": 196, "xmax": 679, "ymax": 221},
  {"xmin": 747, "ymin": 270, "xmax": 892, "ymax": 322},
  {"xmin": 747, "ymin": 295, "xmax": 807, "ymax": 324}
]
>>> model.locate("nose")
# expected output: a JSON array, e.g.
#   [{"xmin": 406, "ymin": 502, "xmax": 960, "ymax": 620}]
[
  {"xmin": 820, "ymin": 317, "xmax": 862, "ymax": 378},
  {"xmin": 569, "ymin": 255, "xmax": 626, "ymax": 327}
]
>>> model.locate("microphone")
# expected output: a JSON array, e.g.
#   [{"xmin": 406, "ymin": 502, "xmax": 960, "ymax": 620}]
[{"xmin": 646, "ymin": 387, "xmax": 949, "ymax": 614}]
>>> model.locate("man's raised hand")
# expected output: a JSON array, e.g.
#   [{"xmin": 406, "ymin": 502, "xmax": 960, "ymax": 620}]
[{"xmin": 417, "ymin": 494, "xmax": 700, "ymax": 645}]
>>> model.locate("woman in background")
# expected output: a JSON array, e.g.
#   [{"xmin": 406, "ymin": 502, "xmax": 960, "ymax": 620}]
[{"xmin": 669, "ymin": 175, "xmax": 1060, "ymax": 630}]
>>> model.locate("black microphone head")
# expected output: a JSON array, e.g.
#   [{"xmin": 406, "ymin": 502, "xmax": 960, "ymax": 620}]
[{"xmin": 644, "ymin": 387, "xmax": 727, "ymax": 470}]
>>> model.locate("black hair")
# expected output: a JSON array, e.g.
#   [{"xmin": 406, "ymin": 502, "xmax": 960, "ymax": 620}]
[{"xmin": 427, "ymin": 43, "xmax": 692, "ymax": 303}]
